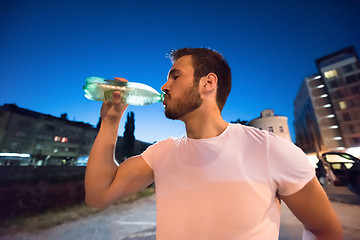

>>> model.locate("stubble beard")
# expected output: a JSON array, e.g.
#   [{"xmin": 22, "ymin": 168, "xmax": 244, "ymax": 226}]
[{"xmin": 164, "ymin": 84, "xmax": 203, "ymax": 120}]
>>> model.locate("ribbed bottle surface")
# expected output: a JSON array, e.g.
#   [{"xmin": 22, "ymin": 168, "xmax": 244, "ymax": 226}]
[{"xmin": 83, "ymin": 77, "xmax": 164, "ymax": 106}]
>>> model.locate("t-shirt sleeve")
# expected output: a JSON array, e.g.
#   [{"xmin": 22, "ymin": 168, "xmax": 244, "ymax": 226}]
[
  {"xmin": 267, "ymin": 133, "xmax": 315, "ymax": 196},
  {"xmin": 141, "ymin": 137, "xmax": 177, "ymax": 170}
]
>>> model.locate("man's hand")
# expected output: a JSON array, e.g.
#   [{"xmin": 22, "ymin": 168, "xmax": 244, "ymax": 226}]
[{"xmin": 100, "ymin": 77, "xmax": 129, "ymax": 125}]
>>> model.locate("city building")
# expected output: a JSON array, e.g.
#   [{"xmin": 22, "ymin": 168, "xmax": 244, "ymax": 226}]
[
  {"xmin": 0, "ymin": 104, "xmax": 98, "ymax": 166},
  {"xmin": 294, "ymin": 46, "xmax": 360, "ymax": 156},
  {"xmin": 248, "ymin": 109, "xmax": 291, "ymax": 141},
  {"xmin": 293, "ymin": 76, "xmax": 323, "ymax": 154}
]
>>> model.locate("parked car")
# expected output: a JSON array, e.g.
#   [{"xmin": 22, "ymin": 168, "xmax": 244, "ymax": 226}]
[{"xmin": 321, "ymin": 152, "xmax": 360, "ymax": 196}]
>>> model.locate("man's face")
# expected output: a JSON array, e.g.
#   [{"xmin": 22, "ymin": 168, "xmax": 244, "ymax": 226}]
[{"xmin": 161, "ymin": 55, "xmax": 203, "ymax": 120}]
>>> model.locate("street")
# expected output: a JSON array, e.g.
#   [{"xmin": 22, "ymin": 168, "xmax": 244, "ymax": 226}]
[{"xmin": 1, "ymin": 184, "xmax": 359, "ymax": 240}]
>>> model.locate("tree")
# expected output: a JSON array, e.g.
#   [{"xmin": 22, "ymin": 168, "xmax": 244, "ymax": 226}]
[
  {"xmin": 122, "ymin": 111, "xmax": 135, "ymax": 158},
  {"xmin": 124, "ymin": 111, "xmax": 135, "ymax": 141},
  {"xmin": 230, "ymin": 119, "xmax": 248, "ymax": 125},
  {"xmin": 60, "ymin": 113, "xmax": 68, "ymax": 120}
]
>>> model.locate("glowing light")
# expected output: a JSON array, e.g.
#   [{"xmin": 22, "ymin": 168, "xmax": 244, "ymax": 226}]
[
  {"xmin": 339, "ymin": 101, "xmax": 347, "ymax": 110},
  {"xmin": 322, "ymin": 104, "xmax": 331, "ymax": 108},
  {"xmin": 325, "ymin": 114, "xmax": 335, "ymax": 118},
  {"xmin": 333, "ymin": 137, "xmax": 342, "ymax": 140},
  {"xmin": 320, "ymin": 94, "xmax": 328, "ymax": 98},
  {"xmin": 0, "ymin": 153, "xmax": 30, "ymax": 158},
  {"xmin": 336, "ymin": 147, "xmax": 345, "ymax": 150},
  {"xmin": 306, "ymin": 154, "xmax": 319, "ymax": 167},
  {"xmin": 324, "ymin": 70, "xmax": 338, "ymax": 79},
  {"xmin": 316, "ymin": 84, "xmax": 325, "ymax": 88},
  {"xmin": 313, "ymin": 75, "xmax": 321, "ymax": 80},
  {"xmin": 329, "ymin": 125, "xmax": 338, "ymax": 129},
  {"xmin": 346, "ymin": 147, "xmax": 360, "ymax": 158},
  {"xmin": 54, "ymin": 136, "xmax": 68, "ymax": 142}
]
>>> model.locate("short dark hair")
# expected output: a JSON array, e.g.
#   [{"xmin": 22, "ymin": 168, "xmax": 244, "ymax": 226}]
[{"xmin": 169, "ymin": 47, "xmax": 232, "ymax": 111}]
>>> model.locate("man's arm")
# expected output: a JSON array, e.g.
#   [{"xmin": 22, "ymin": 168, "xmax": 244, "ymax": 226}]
[
  {"xmin": 280, "ymin": 177, "xmax": 343, "ymax": 240},
  {"xmin": 84, "ymin": 78, "xmax": 154, "ymax": 209}
]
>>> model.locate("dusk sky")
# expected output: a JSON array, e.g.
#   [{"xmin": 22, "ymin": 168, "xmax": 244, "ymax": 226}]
[{"xmin": 1, "ymin": 0, "xmax": 359, "ymax": 143}]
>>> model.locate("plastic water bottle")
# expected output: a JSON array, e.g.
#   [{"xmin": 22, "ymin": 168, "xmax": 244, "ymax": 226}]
[{"xmin": 83, "ymin": 77, "xmax": 164, "ymax": 106}]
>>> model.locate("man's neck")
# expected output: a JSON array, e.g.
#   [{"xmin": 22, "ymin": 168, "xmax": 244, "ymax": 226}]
[{"xmin": 182, "ymin": 110, "xmax": 229, "ymax": 139}]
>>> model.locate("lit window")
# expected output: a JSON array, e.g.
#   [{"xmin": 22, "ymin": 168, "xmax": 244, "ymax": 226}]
[
  {"xmin": 324, "ymin": 70, "xmax": 338, "ymax": 79},
  {"xmin": 61, "ymin": 137, "xmax": 68, "ymax": 143},
  {"xmin": 344, "ymin": 163, "xmax": 353, "ymax": 169},
  {"xmin": 54, "ymin": 136, "xmax": 61, "ymax": 141},
  {"xmin": 332, "ymin": 163, "xmax": 341, "ymax": 169},
  {"xmin": 339, "ymin": 101, "xmax": 347, "ymax": 110}
]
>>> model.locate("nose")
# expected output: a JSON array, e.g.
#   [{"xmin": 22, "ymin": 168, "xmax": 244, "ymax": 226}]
[{"xmin": 161, "ymin": 80, "xmax": 170, "ymax": 94}]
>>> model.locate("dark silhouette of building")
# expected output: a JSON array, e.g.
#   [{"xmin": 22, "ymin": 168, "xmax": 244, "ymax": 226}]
[
  {"xmin": 0, "ymin": 104, "xmax": 98, "ymax": 166},
  {"xmin": 0, "ymin": 104, "xmax": 153, "ymax": 166}
]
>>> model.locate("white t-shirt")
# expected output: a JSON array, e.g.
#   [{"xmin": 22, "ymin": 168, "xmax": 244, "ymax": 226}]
[{"xmin": 141, "ymin": 124, "xmax": 315, "ymax": 240}]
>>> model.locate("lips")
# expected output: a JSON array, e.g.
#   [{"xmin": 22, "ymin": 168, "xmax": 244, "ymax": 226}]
[{"xmin": 163, "ymin": 95, "xmax": 170, "ymax": 105}]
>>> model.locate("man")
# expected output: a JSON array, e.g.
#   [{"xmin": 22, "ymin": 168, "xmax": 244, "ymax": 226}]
[{"xmin": 85, "ymin": 48, "xmax": 343, "ymax": 239}]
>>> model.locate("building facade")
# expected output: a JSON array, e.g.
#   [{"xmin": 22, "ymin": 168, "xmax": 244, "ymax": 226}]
[
  {"xmin": 294, "ymin": 46, "xmax": 360, "ymax": 155},
  {"xmin": 248, "ymin": 109, "xmax": 291, "ymax": 141},
  {"xmin": 0, "ymin": 104, "xmax": 98, "ymax": 166},
  {"xmin": 293, "ymin": 77, "xmax": 323, "ymax": 154}
]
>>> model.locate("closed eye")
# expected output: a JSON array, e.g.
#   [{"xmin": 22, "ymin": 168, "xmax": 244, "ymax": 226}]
[{"xmin": 168, "ymin": 69, "xmax": 182, "ymax": 81}]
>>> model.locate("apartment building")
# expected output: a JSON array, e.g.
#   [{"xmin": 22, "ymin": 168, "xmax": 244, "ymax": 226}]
[
  {"xmin": 294, "ymin": 46, "xmax": 360, "ymax": 155},
  {"xmin": 293, "ymin": 78, "xmax": 323, "ymax": 153},
  {"xmin": 0, "ymin": 104, "xmax": 98, "ymax": 166}
]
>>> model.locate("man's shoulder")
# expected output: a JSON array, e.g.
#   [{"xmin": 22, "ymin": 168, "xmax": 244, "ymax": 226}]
[
  {"xmin": 141, "ymin": 136, "xmax": 181, "ymax": 166},
  {"xmin": 231, "ymin": 124, "xmax": 294, "ymax": 145},
  {"xmin": 150, "ymin": 136, "xmax": 182, "ymax": 149},
  {"xmin": 229, "ymin": 124, "xmax": 268, "ymax": 142}
]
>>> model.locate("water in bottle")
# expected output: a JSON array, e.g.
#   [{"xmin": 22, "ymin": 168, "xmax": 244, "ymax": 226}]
[{"xmin": 83, "ymin": 77, "xmax": 164, "ymax": 106}]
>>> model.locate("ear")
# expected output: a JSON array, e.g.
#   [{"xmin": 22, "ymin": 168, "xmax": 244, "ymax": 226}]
[{"xmin": 200, "ymin": 73, "xmax": 218, "ymax": 92}]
